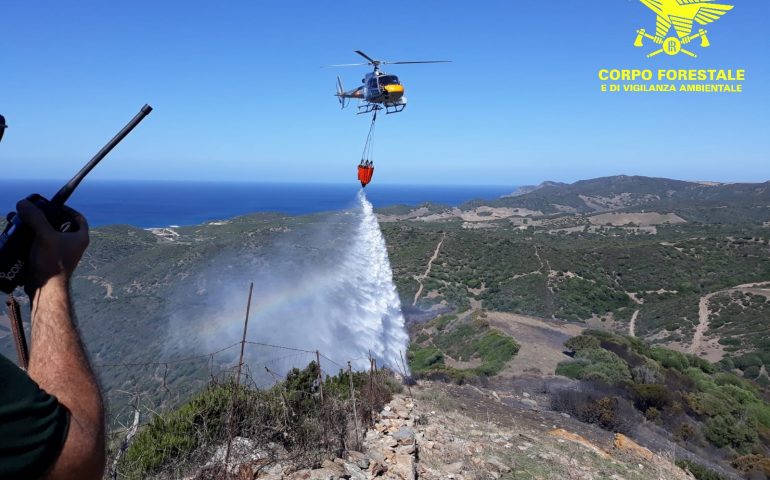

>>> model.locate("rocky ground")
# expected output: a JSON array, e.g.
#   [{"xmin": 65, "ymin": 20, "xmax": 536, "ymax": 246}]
[{"xmin": 194, "ymin": 382, "xmax": 704, "ymax": 480}]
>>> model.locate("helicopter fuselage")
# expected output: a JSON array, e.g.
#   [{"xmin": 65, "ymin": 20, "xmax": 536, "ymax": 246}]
[
  {"xmin": 336, "ymin": 70, "xmax": 406, "ymax": 113},
  {"xmin": 362, "ymin": 71, "xmax": 405, "ymax": 104}
]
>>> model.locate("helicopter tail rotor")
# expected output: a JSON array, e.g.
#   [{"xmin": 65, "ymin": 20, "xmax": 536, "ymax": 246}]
[{"xmin": 335, "ymin": 76, "xmax": 349, "ymax": 109}]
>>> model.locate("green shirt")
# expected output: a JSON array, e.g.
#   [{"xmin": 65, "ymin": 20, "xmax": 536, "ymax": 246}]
[{"xmin": 0, "ymin": 354, "xmax": 69, "ymax": 479}]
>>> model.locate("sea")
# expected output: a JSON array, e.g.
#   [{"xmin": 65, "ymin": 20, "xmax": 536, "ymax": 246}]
[{"xmin": 0, "ymin": 180, "xmax": 514, "ymax": 228}]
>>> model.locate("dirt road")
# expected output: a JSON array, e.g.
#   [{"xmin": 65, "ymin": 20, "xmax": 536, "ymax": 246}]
[{"xmin": 412, "ymin": 236, "xmax": 445, "ymax": 306}]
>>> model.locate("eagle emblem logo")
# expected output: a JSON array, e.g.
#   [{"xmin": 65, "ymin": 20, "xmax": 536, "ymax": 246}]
[{"xmin": 634, "ymin": 0, "xmax": 734, "ymax": 58}]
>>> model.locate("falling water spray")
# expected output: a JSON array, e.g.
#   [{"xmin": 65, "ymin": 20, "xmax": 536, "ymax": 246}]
[
  {"xmin": 166, "ymin": 189, "xmax": 410, "ymax": 376},
  {"xmin": 342, "ymin": 190, "xmax": 410, "ymax": 371}
]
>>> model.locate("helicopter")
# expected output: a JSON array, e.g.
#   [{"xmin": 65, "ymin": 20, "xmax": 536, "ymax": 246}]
[{"xmin": 332, "ymin": 50, "xmax": 450, "ymax": 114}]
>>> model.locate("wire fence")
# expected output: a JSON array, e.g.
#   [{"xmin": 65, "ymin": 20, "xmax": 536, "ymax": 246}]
[
  {"xmin": 83, "ymin": 282, "xmax": 411, "ymax": 478},
  {"xmin": 98, "ymin": 340, "xmax": 383, "ymax": 424},
  {"xmin": 100, "ymin": 333, "xmax": 409, "ymax": 479}
]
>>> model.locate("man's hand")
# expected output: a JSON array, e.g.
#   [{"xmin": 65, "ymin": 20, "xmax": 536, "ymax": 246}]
[
  {"xmin": 16, "ymin": 199, "xmax": 89, "ymax": 294},
  {"xmin": 16, "ymin": 199, "xmax": 105, "ymax": 479}
]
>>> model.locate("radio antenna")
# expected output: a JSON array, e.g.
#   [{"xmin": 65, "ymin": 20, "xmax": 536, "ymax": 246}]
[{"xmin": 51, "ymin": 104, "xmax": 153, "ymax": 205}]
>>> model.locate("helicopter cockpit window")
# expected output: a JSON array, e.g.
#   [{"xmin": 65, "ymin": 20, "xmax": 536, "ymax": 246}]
[
  {"xmin": 378, "ymin": 75, "xmax": 400, "ymax": 86},
  {"xmin": 367, "ymin": 78, "xmax": 378, "ymax": 90}
]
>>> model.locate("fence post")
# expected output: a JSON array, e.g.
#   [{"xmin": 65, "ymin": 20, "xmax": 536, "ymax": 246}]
[
  {"xmin": 348, "ymin": 361, "xmax": 361, "ymax": 449},
  {"xmin": 316, "ymin": 350, "xmax": 324, "ymax": 403},
  {"xmin": 224, "ymin": 282, "xmax": 254, "ymax": 475},
  {"xmin": 399, "ymin": 350, "xmax": 412, "ymax": 398},
  {"xmin": 368, "ymin": 353, "xmax": 374, "ymax": 402}
]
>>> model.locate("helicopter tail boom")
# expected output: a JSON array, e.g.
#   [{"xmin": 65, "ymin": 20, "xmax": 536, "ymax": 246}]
[{"xmin": 334, "ymin": 76, "xmax": 364, "ymax": 108}]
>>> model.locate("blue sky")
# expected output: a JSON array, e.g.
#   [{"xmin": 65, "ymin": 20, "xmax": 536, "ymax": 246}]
[{"xmin": 1, "ymin": 1, "xmax": 768, "ymax": 185}]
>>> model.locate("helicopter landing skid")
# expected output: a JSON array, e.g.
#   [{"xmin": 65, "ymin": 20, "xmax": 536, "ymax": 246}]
[{"xmin": 357, "ymin": 103, "xmax": 405, "ymax": 115}]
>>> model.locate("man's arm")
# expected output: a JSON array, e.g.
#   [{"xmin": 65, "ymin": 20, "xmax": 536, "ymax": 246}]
[{"xmin": 18, "ymin": 199, "xmax": 105, "ymax": 479}]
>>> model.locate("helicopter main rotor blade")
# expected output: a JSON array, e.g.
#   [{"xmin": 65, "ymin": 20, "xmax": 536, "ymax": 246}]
[
  {"xmin": 382, "ymin": 60, "xmax": 452, "ymax": 65},
  {"xmin": 324, "ymin": 63, "xmax": 371, "ymax": 67},
  {"xmin": 354, "ymin": 50, "xmax": 379, "ymax": 65}
]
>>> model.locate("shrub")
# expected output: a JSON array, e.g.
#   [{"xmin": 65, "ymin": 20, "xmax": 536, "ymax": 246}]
[
  {"xmin": 686, "ymin": 353, "xmax": 717, "ymax": 374},
  {"xmin": 733, "ymin": 353, "xmax": 763, "ymax": 370},
  {"xmin": 630, "ymin": 384, "xmax": 672, "ymax": 411},
  {"xmin": 574, "ymin": 348, "xmax": 632, "ymax": 384},
  {"xmin": 663, "ymin": 368, "xmax": 696, "ymax": 393},
  {"xmin": 743, "ymin": 365, "xmax": 761, "ymax": 378},
  {"xmin": 713, "ymin": 372, "xmax": 756, "ymax": 391},
  {"xmin": 684, "ymin": 367, "xmax": 717, "ymax": 391},
  {"xmin": 644, "ymin": 407, "xmax": 660, "ymax": 422},
  {"xmin": 121, "ymin": 382, "xmax": 237, "ymax": 477},
  {"xmin": 408, "ymin": 346, "xmax": 445, "ymax": 373},
  {"xmin": 555, "ymin": 360, "xmax": 589, "ymax": 379},
  {"xmin": 582, "ymin": 329, "xmax": 614, "ymax": 340},
  {"xmin": 649, "ymin": 347, "xmax": 690, "ymax": 372},
  {"xmin": 675, "ymin": 423, "xmax": 698, "ymax": 442},
  {"xmin": 675, "ymin": 459, "xmax": 729, "ymax": 480},
  {"xmin": 630, "ymin": 364, "xmax": 663, "ymax": 384},
  {"xmin": 685, "ymin": 391, "xmax": 739, "ymax": 418},
  {"xmin": 747, "ymin": 402, "xmax": 770, "ymax": 429},
  {"xmin": 433, "ymin": 314, "xmax": 456, "ymax": 331},
  {"xmin": 703, "ymin": 414, "xmax": 758, "ymax": 450},
  {"xmin": 551, "ymin": 387, "xmax": 640, "ymax": 434},
  {"xmin": 625, "ymin": 336, "xmax": 652, "ymax": 357},
  {"xmin": 716, "ymin": 357, "xmax": 735, "ymax": 372},
  {"xmin": 719, "ymin": 384, "xmax": 755, "ymax": 405},
  {"xmin": 471, "ymin": 331, "xmax": 519, "ymax": 376},
  {"xmin": 564, "ymin": 335, "xmax": 600, "ymax": 353},
  {"xmin": 732, "ymin": 455, "xmax": 770, "ymax": 477},
  {"xmin": 600, "ymin": 339, "xmax": 648, "ymax": 368}
]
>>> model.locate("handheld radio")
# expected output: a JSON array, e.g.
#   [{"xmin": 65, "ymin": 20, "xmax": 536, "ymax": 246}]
[{"xmin": 0, "ymin": 104, "xmax": 153, "ymax": 293}]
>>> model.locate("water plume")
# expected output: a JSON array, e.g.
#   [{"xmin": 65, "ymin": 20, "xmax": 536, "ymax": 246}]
[{"xmin": 166, "ymin": 189, "xmax": 409, "ymax": 377}]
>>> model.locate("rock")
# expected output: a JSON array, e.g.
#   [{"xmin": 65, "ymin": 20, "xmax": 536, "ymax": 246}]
[
  {"xmin": 444, "ymin": 461, "xmax": 464, "ymax": 474},
  {"xmin": 369, "ymin": 460, "xmax": 387, "ymax": 476},
  {"xmin": 347, "ymin": 450, "xmax": 370, "ymax": 469},
  {"xmin": 342, "ymin": 461, "xmax": 368, "ymax": 480},
  {"xmin": 486, "ymin": 455, "xmax": 511, "ymax": 473},
  {"xmin": 390, "ymin": 453, "xmax": 416, "ymax": 480},
  {"xmin": 257, "ymin": 462, "xmax": 285, "ymax": 477},
  {"xmin": 521, "ymin": 398, "xmax": 538, "ymax": 408},
  {"xmin": 396, "ymin": 443, "xmax": 416, "ymax": 455},
  {"xmin": 321, "ymin": 459, "xmax": 346, "ymax": 476},
  {"xmin": 367, "ymin": 449, "xmax": 387, "ymax": 464},
  {"xmin": 309, "ymin": 469, "xmax": 340, "ymax": 480},
  {"xmin": 522, "ymin": 392, "xmax": 530, "ymax": 398},
  {"xmin": 285, "ymin": 469, "xmax": 311, "ymax": 480},
  {"xmin": 392, "ymin": 426, "xmax": 415, "ymax": 445},
  {"xmin": 254, "ymin": 473, "xmax": 283, "ymax": 480},
  {"xmin": 208, "ymin": 437, "xmax": 261, "ymax": 465}
]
